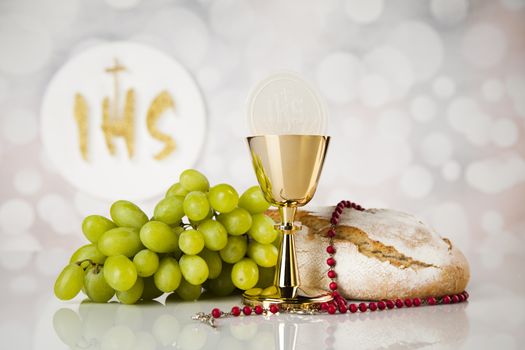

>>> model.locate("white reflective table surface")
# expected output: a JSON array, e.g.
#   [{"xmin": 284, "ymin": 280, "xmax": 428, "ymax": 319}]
[{"xmin": 4, "ymin": 282, "xmax": 523, "ymax": 350}]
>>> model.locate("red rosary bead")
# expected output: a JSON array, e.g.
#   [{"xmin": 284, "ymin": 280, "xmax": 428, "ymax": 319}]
[
  {"xmin": 413, "ymin": 298, "xmax": 421, "ymax": 307},
  {"xmin": 326, "ymin": 257, "xmax": 336, "ymax": 267},
  {"xmin": 395, "ymin": 299, "xmax": 404, "ymax": 308},
  {"xmin": 451, "ymin": 294, "xmax": 460, "ymax": 303},
  {"xmin": 404, "ymin": 298, "xmax": 413, "ymax": 307},
  {"xmin": 368, "ymin": 302, "xmax": 377, "ymax": 311},
  {"xmin": 327, "ymin": 270, "xmax": 337, "ymax": 278},
  {"xmin": 427, "ymin": 297, "xmax": 437, "ymax": 305},
  {"xmin": 231, "ymin": 306, "xmax": 241, "ymax": 316},
  {"xmin": 327, "ymin": 229, "xmax": 336, "ymax": 238},
  {"xmin": 330, "ymin": 217, "xmax": 338, "ymax": 225},
  {"xmin": 254, "ymin": 305, "xmax": 264, "ymax": 315},
  {"xmin": 442, "ymin": 295, "xmax": 451, "ymax": 304},
  {"xmin": 463, "ymin": 291, "xmax": 469, "ymax": 300},
  {"xmin": 243, "ymin": 306, "xmax": 252, "ymax": 315},
  {"xmin": 339, "ymin": 304, "xmax": 347, "ymax": 314},
  {"xmin": 320, "ymin": 302, "xmax": 329, "ymax": 311},
  {"xmin": 211, "ymin": 308, "xmax": 221, "ymax": 318},
  {"xmin": 386, "ymin": 300, "xmax": 395, "ymax": 309},
  {"xmin": 358, "ymin": 303, "xmax": 367, "ymax": 312},
  {"xmin": 458, "ymin": 294, "xmax": 465, "ymax": 302},
  {"xmin": 269, "ymin": 304, "xmax": 279, "ymax": 314},
  {"xmin": 329, "ymin": 282, "xmax": 338, "ymax": 291},
  {"xmin": 349, "ymin": 303, "xmax": 358, "ymax": 313},
  {"xmin": 326, "ymin": 245, "xmax": 336, "ymax": 254},
  {"xmin": 328, "ymin": 304, "xmax": 337, "ymax": 314},
  {"xmin": 377, "ymin": 301, "xmax": 386, "ymax": 310}
]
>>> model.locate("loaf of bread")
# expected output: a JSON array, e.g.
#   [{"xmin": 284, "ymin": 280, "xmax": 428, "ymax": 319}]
[{"xmin": 270, "ymin": 207, "xmax": 470, "ymax": 300}]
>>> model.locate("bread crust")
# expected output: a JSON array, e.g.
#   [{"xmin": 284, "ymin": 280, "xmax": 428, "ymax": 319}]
[{"xmin": 267, "ymin": 207, "xmax": 470, "ymax": 300}]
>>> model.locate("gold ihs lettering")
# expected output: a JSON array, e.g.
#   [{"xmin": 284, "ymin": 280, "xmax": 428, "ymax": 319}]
[
  {"xmin": 73, "ymin": 93, "xmax": 89, "ymax": 161},
  {"xmin": 146, "ymin": 90, "xmax": 176, "ymax": 160},
  {"xmin": 101, "ymin": 59, "xmax": 135, "ymax": 158}
]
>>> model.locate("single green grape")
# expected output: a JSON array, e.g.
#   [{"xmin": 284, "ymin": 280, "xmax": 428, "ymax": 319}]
[
  {"xmin": 110, "ymin": 200, "xmax": 148, "ymax": 229},
  {"xmin": 199, "ymin": 248, "xmax": 222, "ymax": 279},
  {"xmin": 116, "ymin": 277, "xmax": 144, "ymax": 304},
  {"xmin": 238, "ymin": 186, "xmax": 271, "ymax": 214},
  {"xmin": 84, "ymin": 266, "xmax": 114, "ymax": 303},
  {"xmin": 196, "ymin": 219, "xmax": 228, "ymax": 251},
  {"xmin": 153, "ymin": 196, "xmax": 185, "ymax": 225},
  {"xmin": 189, "ymin": 207, "xmax": 214, "ymax": 227},
  {"xmin": 217, "ymin": 208, "xmax": 253, "ymax": 235},
  {"xmin": 82, "ymin": 215, "xmax": 116, "ymax": 243},
  {"xmin": 103, "ymin": 255, "xmax": 137, "ymax": 292},
  {"xmin": 139, "ymin": 221, "xmax": 178, "ymax": 253},
  {"xmin": 183, "ymin": 191, "xmax": 210, "ymax": 221},
  {"xmin": 133, "ymin": 249, "xmax": 159, "ymax": 277},
  {"xmin": 70, "ymin": 244, "xmax": 106, "ymax": 266},
  {"xmin": 53, "ymin": 308, "xmax": 82, "ymax": 347},
  {"xmin": 248, "ymin": 214, "xmax": 278, "ymax": 244},
  {"xmin": 208, "ymin": 184, "xmax": 238, "ymax": 213},
  {"xmin": 175, "ymin": 278, "xmax": 202, "ymax": 301},
  {"xmin": 178, "ymin": 229, "xmax": 205, "ymax": 255},
  {"xmin": 247, "ymin": 241, "xmax": 278, "ymax": 267},
  {"xmin": 231, "ymin": 258, "xmax": 259, "ymax": 290},
  {"xmin": 154, "ymin": 257, "xmax": 182, "ymax": 293},
  {"xmin": 97, "ymin": 227, "xmax": 142, "ymax": 257},
  {"xmin": 256, "ymin": 266, "xmax": 275, "ymax": 289},
  {"xmin": 165, "ymin": 182, "xmax": 189, "ymax": 198},
  {"xmin": 219, "ymin": 235, "xmax": 247, "ymax": 264},
  {"xmin": 179, "ymin": 255, "xmax": 209, "ymax": 286},
  {"xmin": 205, "ymin": 263, "xmax": 235, "ymax": 296},
  {"xmin": 141, "ymin": 277, "xmax": 163, "ymax": 300},
  {"xmin": 54, "ymin": 263, "xmax": 84, "ymax": 300},
  {"xmin": 179, "ymin": 169, "xmax": 209, "ymax": 192}
]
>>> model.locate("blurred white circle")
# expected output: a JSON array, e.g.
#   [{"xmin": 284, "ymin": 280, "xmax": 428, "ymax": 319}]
[
  {"xmin": 210, "ymin": 0, "xmax": 256, "ymax": 42},
  {"xmin": 0, "ymin": 251, "xmax": 32, "ymax": 271},
  {"xmin": 481, "ymin": 210, "xmax": 504, "ymax": 233},
  {"xmin": 105, "ymin": 0, "xmax": 141, "ymax": 9},
  {"xmin": 0, "ymin": 232, "xmax": 40, "ymax": 251},
  {"xmin": 9, "ymin": 275, "xmax": 37, "ymax": 295},
  {"xmin": 13, "ymin": 168, "xmax": 42, "ymax": 195},
  {"xmin": 420, "ymin": 132, "xmax": 453, "ymax": 166},
  {"xmin": 465, "ymin": 152, "xmax": 525, "ymax": 193},
  {"xmin": 143, "ymin": 9, "xmax": 209, "ymax": 69},
  {"xmin": 389, "ymin": 21, "xmax": 444, "ymax": 81},
  {"xmin": 35, "ymin": 248, "xmax": 70, "ymax": 276},
  {"xmin": 447, "ymin": 96, "xmax": 492, "ymax": 146},
  {"xmin": 37, "ymin": 194, "xmax": 79, "ymax": 235},
  {"xmin": 429, "ymin": 202, "xmax": 470, "ymax": 250},
  {"xmin": 0, "ymin": 16, "xmax": 52, "ymax": 75},
  {"xmin": 430, "ymin": 0, "xmax": 469, "ymax": 25},
  {"xmin": 441, "ymin": 160, "xmax": 461, "ymax": 181},
  {"xmin": 359, "ymin": 74, "xmax": 391, "ymax": 107},
  {"xmin": 410, "ymin": 95, "xmax": 437, "ymax": 122},
  {"xmin": 399, "ymin": 165, "xmax": 434, "ymax": 198},
  {"xmin": 491, "ymin": 118, "xmax": 518, "ymax": 147},
  {"xmin": 4, "ymin": 0, "xmax": 80, "ymax": 34},
  {"xmin": 482, "ymin": 79, "xmax": 505, "ymax": 102},
  {"xmin": 0, "ymin": 109, "xmax": 38, "ymax": 145},
  {"xmin": 377, "ymin": 110, "xmax": 412, "ymax": 141},
  {"xmin": 316, "ymin": 52, "xmax": 364, "ymax": 104},
  {"xmin": 501, "ymin": 0, "xmax": 525, "ymax": 10},
  {"xmin": 73, "ymin": 191, "xmax": 110, "ymax": 217},
  {"xmin": 433, "ymin": 76, "xmax": 456, "ymax": 98},
  {"xmin": 0, "ymin": 198, "xmax": 35, "ymax": 235},
  {"xmin": 506, "ymin": 75, "xmax": 525, "ymax": 117},
  {"xmin": 463, "ymin": 23, "xmax": 507, "ymax": 68},
  {"xmin": 344, "ymin": 0, "xmax": 384, "ymax": 24},
  {"xmin": 363, "ymin": 46, "xmax": 414, "ymax": 98}
]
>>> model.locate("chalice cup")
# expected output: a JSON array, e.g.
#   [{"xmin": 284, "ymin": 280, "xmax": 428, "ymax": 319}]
[{"xmin": 243, "ymin": 134, "xmax": 333, "ymax": 311}]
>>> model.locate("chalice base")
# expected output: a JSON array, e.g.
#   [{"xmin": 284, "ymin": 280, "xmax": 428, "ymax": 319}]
[{"xmin": 242, "ymin": 286, "xmax": 333, "ymax": 313}]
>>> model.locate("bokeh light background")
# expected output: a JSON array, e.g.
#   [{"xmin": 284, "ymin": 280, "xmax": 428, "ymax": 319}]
[{"xmin": 0, "ymin": 0, "xmax": 524, "ymax": 345}]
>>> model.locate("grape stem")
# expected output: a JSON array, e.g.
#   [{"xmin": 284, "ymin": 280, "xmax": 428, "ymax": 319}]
[{"xmin": 75, "ymin": 259, "xmax": 102, "ymax": 272}]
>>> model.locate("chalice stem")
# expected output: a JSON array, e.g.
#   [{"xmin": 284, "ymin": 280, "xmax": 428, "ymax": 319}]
[{"xmin": 274, "ymin": 206, "xmax": 300, "ymax": 298}]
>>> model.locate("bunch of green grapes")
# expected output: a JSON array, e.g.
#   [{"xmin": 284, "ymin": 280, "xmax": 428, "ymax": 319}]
[{"xmin": 54, "ymin": 169, "xmax": 279, "ymax": 304}]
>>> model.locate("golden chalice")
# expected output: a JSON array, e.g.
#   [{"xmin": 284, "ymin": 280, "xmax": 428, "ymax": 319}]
[{"xmin": 242, "ymin": 134, "xmax": 333, "ymax": 311}]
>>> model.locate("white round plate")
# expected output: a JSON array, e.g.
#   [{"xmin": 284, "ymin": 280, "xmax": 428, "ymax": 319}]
[{"xmin": 41, "ymin": 41, "xmax": 206, "ymax": 200}]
